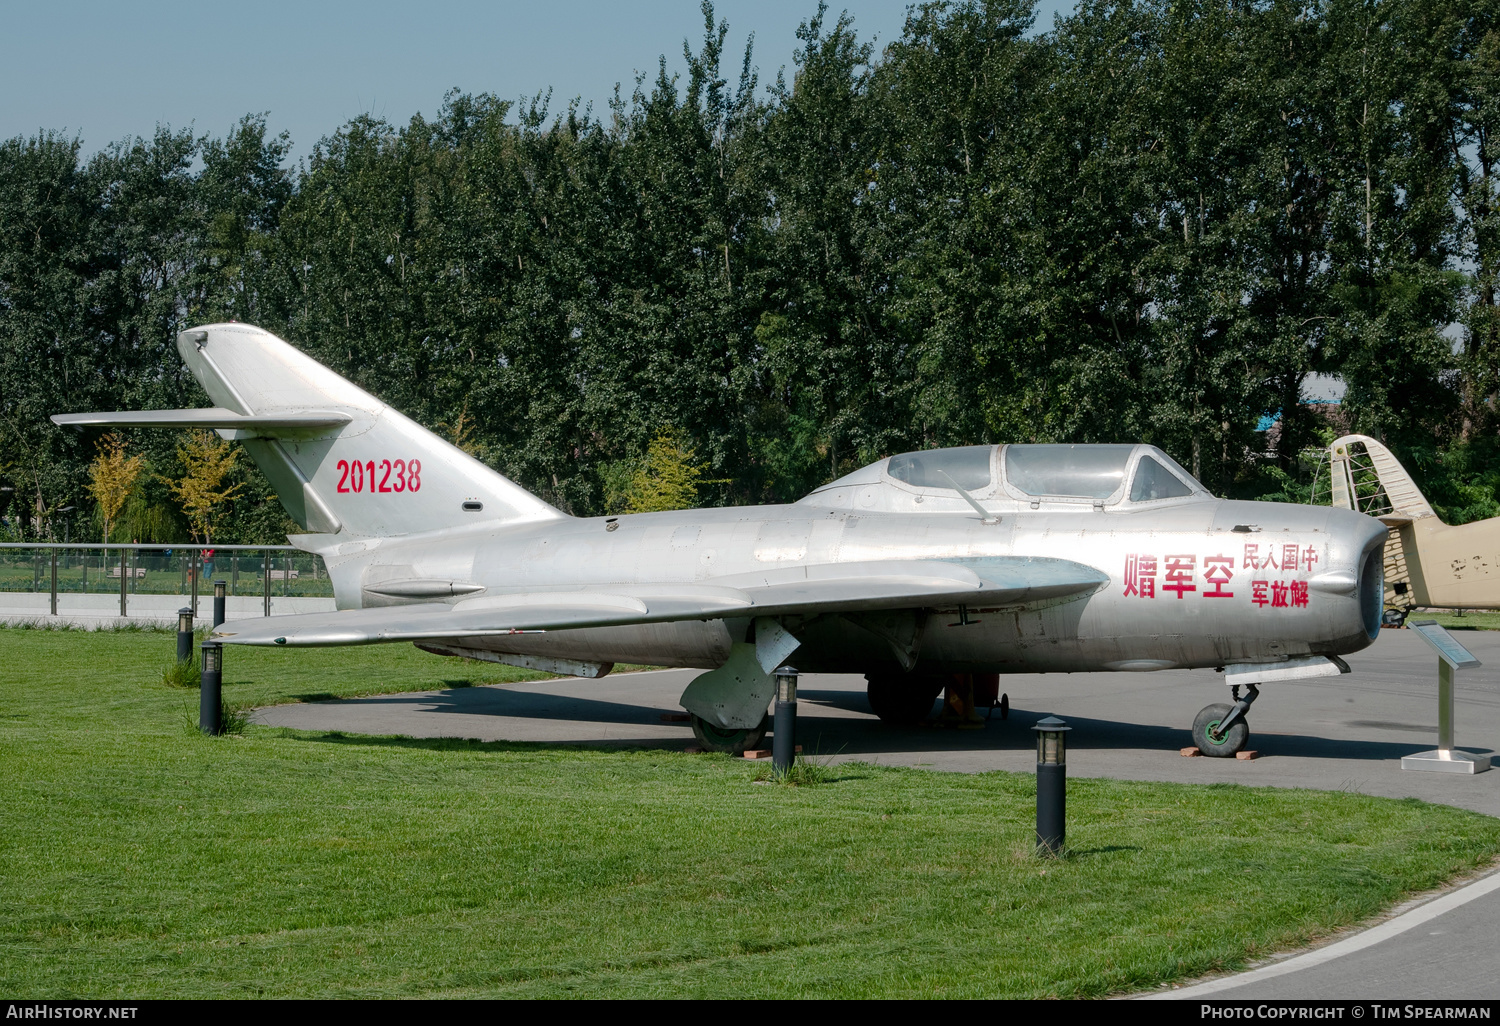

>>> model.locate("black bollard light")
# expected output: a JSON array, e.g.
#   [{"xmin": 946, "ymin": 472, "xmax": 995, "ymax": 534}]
[
  {"xmin": 199, "ymin": 641, "xmax": 222, "ymax": 735},
  {"xmin": 176, "ymin": 607, "xmax": 194, "ymax": 664},
  {"xmin": 1032, "ymin": 715, "xmax": 1071, "ymax": 854},
  {"xmin": 213, "ymin": 579, "xmax": 226, "ymax": 628},
  {"xmin": 772, "ymin": 665, "xmax": 799, "ymax": 774}
]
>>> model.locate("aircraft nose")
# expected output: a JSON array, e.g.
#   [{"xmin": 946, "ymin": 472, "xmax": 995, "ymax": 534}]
[
  {"xmin": 1307, "ymin": 506, "xmax": 1388, "ymax": 645},
  {"xmin": 1327, "ymin": 509, "xmax": 1389, "ymax": 642}
]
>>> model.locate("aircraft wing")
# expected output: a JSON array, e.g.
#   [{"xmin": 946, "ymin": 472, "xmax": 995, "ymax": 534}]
[{"xmin": 211, "ymin": 556, "xmax": 1108, "ymax": 647}]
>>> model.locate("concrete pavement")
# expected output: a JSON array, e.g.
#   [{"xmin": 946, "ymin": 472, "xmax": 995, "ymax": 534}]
[
  {"xmin": 254, "ymin": 629, "xmax": 1500, "ymax": 815},
  {"xmin": 1158, "ymin": 870, "xmax": 1500, "ymax": 999},
  {"xmin": 250, "ymin": 628, "xmax": 1500, "ymax": 997}
]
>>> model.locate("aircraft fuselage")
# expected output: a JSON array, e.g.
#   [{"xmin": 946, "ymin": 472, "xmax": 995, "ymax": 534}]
[{"xmin": 327, "ymin": 496, "xmax": 1387, "ymax": 676}]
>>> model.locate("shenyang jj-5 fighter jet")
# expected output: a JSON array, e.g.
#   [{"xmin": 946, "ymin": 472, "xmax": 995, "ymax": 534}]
[{"xmin": 55, "ymin": 324, "xmax": 1390, "ymax": 756}]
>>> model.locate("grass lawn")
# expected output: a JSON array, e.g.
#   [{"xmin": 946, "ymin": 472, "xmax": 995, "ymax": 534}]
[
  {"xmin": 1417, "ymin": 610, "xmax": 1500, "ymax": 631},
  {"xmin": 1, "ymin": 628, "xmax": 1497, "ymax": 998}
]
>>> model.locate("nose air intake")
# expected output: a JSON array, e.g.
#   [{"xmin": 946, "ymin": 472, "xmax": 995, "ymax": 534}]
[{"xmin": 1359, "ymin": 543, "xmax": 1384, "ymax": 640}]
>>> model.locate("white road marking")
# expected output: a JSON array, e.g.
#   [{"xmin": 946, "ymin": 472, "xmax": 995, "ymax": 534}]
[{"xmin": 1141, "ymin": 867, "xmax": 1500, "ymax": 999}]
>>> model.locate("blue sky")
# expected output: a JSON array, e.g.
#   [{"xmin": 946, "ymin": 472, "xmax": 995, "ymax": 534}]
[{"xmin": 2, "ymin": 1, "xmax": 1076, "ymax": 161}]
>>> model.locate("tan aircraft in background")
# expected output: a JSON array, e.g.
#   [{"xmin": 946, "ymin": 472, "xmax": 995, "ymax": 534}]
[{"xmin": 1326, "ymin": 434, "xmax": 1500, "ymax": 616}]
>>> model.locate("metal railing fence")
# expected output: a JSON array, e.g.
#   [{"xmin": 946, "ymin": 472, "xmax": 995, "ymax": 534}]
[{"xmin": 0, "ymin": 543, "xmax": 331, "ymax": 617}]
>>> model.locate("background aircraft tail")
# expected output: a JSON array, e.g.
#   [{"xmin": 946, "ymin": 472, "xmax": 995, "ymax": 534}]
[
  {"xmin": 1326, "ymin": 434, "xmax": 1437, "ymax": 520},
  {"xmin": 1326, "ymin": 434, "xmax": 1436, "ymax": 612},
  {"xmin": 57, "ymin": 323, "xmax": 565, "ymax": 539}
]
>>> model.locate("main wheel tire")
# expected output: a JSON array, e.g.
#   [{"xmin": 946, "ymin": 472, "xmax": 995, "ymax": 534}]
[
  {"xmin": 867, "ymin": 674, "xmax": 943, "ymax": 726},
  {"xmin": 691, "ymin": 713, "xmax": 769, "ymax": 754},
  {"xmin": 1192, "ymin": 703, "xmax": 1248, "ymax": 757}
]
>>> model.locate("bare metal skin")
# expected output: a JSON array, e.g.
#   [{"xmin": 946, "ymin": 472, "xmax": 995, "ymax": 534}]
[{"xmin": 55, "ymin": 324, "xmax": 1389, "ymax": 752}]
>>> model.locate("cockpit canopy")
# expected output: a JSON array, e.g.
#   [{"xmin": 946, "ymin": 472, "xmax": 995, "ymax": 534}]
[{"xmin": 798, "ymin": 443, "xmax": 1208, "ymax": 512}]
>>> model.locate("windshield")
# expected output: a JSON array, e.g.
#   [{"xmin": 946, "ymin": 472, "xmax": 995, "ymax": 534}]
[
  {"xmin": 1130, "ymin": 455, "xmax": 1194, "ymax": 501},
  {"xmin": 1004, "ymin": 444, "xmax": 1135, "ymax": 499},
  {"xmin": 886, "ymin": 446, "xmax": 994, "ymax": 491}
]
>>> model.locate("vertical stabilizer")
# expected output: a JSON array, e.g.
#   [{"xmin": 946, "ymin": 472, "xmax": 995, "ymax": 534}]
[
  {"xmin": 167, "ymin": 323, "xmax": 565, "ymax": 538},
  {"xmin": 1327, "ymin": 435, "xmax": 1437, "ymax": 519},
  {"xmin": 1327, "ymin": 434, "xmax": 1435, "ymax": 610}
]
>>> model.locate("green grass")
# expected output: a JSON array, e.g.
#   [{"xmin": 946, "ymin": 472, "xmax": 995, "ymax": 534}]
[
  {"xmin": 1, "ymin": 630, "xmax": 1497, "ymax": 998},
  {"xmin": 1418, "ymin": 610, "xmax": 1500, "ymax": 631}
]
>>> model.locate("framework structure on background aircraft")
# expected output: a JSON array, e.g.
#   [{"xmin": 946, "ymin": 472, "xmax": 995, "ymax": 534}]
[
  {"xmin": 56, "ymin": 325, "xmax": 1389, "ymax": 757},
  {"xmin": 1322, "ymin": 434, "xmax": 1500, "ymax": 617}
]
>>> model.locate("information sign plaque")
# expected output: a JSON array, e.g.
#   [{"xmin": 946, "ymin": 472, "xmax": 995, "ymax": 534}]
[{"xmin": 1402, "ymin": 621, "xmax": 1490, "ymax": 774}]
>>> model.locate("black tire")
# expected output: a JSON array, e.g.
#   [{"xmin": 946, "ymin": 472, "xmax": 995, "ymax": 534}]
[
  {"xmin": 1192, "ymin": 703, "xmax": 1248, "ymax": 757},
  {"xmin": 867, "ymin": 674, "xmax": 943, "ymax": 726},
  {"xmin": 691, "ymin": 713, "xmax": 769, "ymax": 754}
]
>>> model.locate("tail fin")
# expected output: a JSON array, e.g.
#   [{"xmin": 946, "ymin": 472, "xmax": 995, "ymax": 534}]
[
  {"xmin": 1327, "ymin": 434, "xmax": 1435, "ymax": 612},
  {"xmin": 1327, "ymin": 434, "xmax": 1437, "ymax": 520},
  {"xmin": 56, "ymin": 323, "xmax": 565, "ymax": 538}
]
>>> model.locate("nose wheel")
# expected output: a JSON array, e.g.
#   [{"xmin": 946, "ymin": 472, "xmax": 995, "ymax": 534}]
[{"xmin": 1192, "ymin": 683, "xmax": 1258, "ymax": 757}]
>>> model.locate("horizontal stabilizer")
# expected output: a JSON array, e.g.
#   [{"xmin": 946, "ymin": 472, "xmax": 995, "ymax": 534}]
[
  {"xmin": 212, "ymin": 556, "xmax": 1108, "ymax": 647},
  {"xmin": 52, "ymin": 408, "xmax": 352, "ymax": 435}
]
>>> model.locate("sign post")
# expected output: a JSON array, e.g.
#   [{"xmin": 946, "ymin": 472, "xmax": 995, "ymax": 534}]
[{"xmin": 1402, "ymin": 621, "xmax": 1490, "ymax": 774}]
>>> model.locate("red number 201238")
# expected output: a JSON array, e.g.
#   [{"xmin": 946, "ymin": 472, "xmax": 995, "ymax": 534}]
[{"xmin": 336, "ymin": 459, "xmax": 422, "ymax": 493}]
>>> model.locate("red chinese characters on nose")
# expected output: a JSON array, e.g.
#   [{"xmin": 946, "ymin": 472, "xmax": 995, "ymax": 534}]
[
  {"xmin": 1203, "ymin": 555, "xmax": 1234, "ymax": 598},
  {"xmin": 1281, "ymin": 543, "xmax": 1301, "ymax": 573},
  {"xmin": 1163, "ymin": 555, "xmax": 1196, "ymax": 598},
  {"xmin": 1243, "ymin": 542, "xmax": 1322, "ymax": 573},
  {"xmin": 1123, "ymin": 554, "xmax": 1157, "ymax": 598},
  {"xmin": 1128, "ymin": 545, "xmax": 1316, "ymax": 609}
]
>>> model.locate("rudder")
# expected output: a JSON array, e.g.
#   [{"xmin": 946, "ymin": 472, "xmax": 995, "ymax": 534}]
[
  {"xmin": 1327, "ymin": 434, "xmax": 1436, "ymax": 519},
  {"xmin": 177, "ymin": 323, "xmax": 565, "ymax": 537},
  {"xmin": 55, "ymin": 323, "xmax": 565, "ymax": 539}
]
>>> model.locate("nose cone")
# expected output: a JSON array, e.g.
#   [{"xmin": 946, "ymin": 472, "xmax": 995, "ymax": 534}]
[
  {"xmin": 1214, "ymin": 500, "xmax": 1390, "ymax": 653},
  {"xmin": 1332, "ymin": 506, "xmax": 1389, "ymax": 642},
  {"xmin": 1300, "ymin": 505, "xmax": 1389, "ymax": 649}
]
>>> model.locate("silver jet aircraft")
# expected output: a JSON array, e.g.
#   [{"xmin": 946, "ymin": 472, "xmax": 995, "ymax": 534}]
[{"xmin": 56, "ymin": 324, "xmax": 1389, "ymax": 756}]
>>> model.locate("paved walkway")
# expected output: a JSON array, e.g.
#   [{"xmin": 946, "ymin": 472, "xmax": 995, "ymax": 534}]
[
  {"xmin": 255, "ymin": 630, "xmax": 1500, "ymax": 815},
  {"xmin": 0, "ymin": 592, "xmax": 336, "ymax": 628},
  {"xmin": 252, "ymin": 628, "xmax": 1500, "ymax": 997},
  {"xmin": 1153, "ymin": 870, "xmax": 1500, "ymax": 999}
]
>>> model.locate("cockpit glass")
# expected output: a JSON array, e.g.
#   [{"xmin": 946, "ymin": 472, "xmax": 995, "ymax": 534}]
[
  {"xmin": 1129, "ymin": 455, "xmax": 1194, "ymax": 501},
  {"xmin": 1152, "ymin": 448, "xmax": 1204, "ymax": 490},
  {"xmin": 1004, "ymin": 444, "xmax": 1135, "ymax": 499},
  {"xmin": 887, "ymin": 445, "xmax": 993, "ymax": 490}
]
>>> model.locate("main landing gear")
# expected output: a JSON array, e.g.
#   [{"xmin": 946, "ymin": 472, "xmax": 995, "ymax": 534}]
[
  {"xmin": 1192, "ymin": 683, "xmax": 1259, "ymax": 757},
  {"xmin": 866, "ymin": 673, "xmax": 946, "ymax": 725},
  {"xmin": 866, "ymin": 672, "xmax": 1009, "ymax": 726},
  {"xmin": 690, "ymin": 713, "xmax": 769, "ymax": 754}
]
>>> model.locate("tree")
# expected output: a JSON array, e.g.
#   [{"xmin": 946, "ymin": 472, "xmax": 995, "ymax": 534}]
[
  {"xmin": 85, "ymin": 433, "xmax": 144, "ymax": 543},
  {"xmin": 166, "ymin": 431, "xmax": 242, "ymax": 543},
  {"xmin": 615, "ymin": 429, "xmax": 712, "ymax": 513}
]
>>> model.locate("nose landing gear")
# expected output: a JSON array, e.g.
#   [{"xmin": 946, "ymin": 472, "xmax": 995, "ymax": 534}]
[{"xmin": 1192, "ymin": 683, "xmax": 1259, "ymax": 757}]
